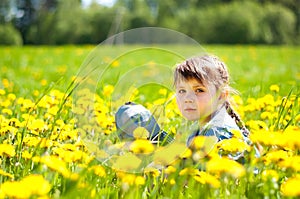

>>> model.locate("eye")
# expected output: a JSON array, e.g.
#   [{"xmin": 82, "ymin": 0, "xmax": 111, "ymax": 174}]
[
  {"xmin": 177, "ymin": 89, "xmax": 186, "ymax": 94},
  {"xmin": 195, "ymin": 88, "xmax": 205, "ymax": 93}
]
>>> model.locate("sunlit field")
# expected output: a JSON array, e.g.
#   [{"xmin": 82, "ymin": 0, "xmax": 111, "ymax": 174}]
[{"xmin": 0, "ymin": 45, "xmax": 299, "ymax": 198}]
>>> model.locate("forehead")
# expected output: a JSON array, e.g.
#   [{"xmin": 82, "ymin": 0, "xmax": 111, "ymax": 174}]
[
  {"xmin": 176, "ymin": 78, "xmax": 206, "ymax": 87},
  {"xmin": 175, "ymin": 78, "xmax": 218, "ymax": 94}
]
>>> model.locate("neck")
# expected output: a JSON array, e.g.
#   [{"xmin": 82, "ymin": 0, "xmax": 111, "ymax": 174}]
[
  {"xmin": 198, "ymin": 103, "xmax": 226, "ymax": 129},
  {"xmin": 198, "ymin": 111, "xmax": 216, "ymax": 129}
]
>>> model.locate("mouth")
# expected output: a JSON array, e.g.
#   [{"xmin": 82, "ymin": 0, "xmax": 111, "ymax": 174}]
[{"xmin": 184, "ymin": 108, "xmax": 197, "ymax": 112}]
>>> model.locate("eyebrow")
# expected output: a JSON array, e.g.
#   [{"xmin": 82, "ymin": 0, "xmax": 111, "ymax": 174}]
[
  {"xmin": 192, "ymin": 84, "xmax": 205, "ymax": 88},
  {"xmin": 176, "ymin": 84, "xmax": 206, "ymax": 89}
]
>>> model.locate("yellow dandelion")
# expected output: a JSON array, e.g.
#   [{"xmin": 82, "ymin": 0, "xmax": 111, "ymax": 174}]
[
  {"xmin": 21, "ymin": 174, "xmax": 51, "ymax": 196},
  {"xmin": 265, "ymin": 105, "xmax": 275, "ymax": 112},
  {"xmin": 0, "ymin": 169, "xmax": 14, "ymax": 178},
  {"xmin": 39, "ymin": 138, "xmax": 53, "ymax": 148},
  {"xmin": 22, "ymin": 150, "xmax": 33, "ymax": 160},
  {"xmin": 49, "ymin": 89, "xmax": 65, "ymax": 99},
  {"xmin": 0, "ymin": 144, "xmax": 15, "ymax": 157},
  {"xmin": 21, "ymin": 99, "xmax": 35, "ymax": 110},
  {"xmin": 41, "ymin": 79, "xmax": 47, "ymax": 86},
  {"xmin": 0, "ymin": 99, "xmax": 11, "ymax": 107},
  {"xmin": 263, "ymin": 150, "xmax": 290, "ymax": 165},
  {"xmin": 295, "ymin": 114, "xmax": 300, "ymax": 122},
  {"xmin": 0, "ymin": 126, "xmax": 18, "ymax": 136},
  {"xmin": 217, "ymin": 138, "xmax": 250, "ymax": 153},
  {"xmin": 1, "ymin": 108, "xmax": 13, "ymax": 115},
  {"xmin": 262, "ymin": 94, "xmax": 275, "ymax": 105},
  {"xmin": 168, "ymin": 178, "xmax": 176, "ymax": 185},
  {"xmin": 120, "ymin": 173, "xmax": 136, "ymax": 185},
  {"xmin": 278, "ymin": 156, "xmax": 300, "ymax": 172},
  {"xmin": 7, "ymin": 93, "xmax": 16, "ymax": 101},
  {"xmin": 189, "ymin": 136, "xmax": 207, "ymax": 150},
  {"xmin": 55, "ymin": 149, "xmax": 84, "ymax": 163},
  {"xmin": 0, "ymin": 174, "xmax": 51, "ymax": 198},
  {"xmin": 164, "ymin": 165, "xmax": 176, "ymax": 174},
  {"xmin": 230, "ymin": 129, "xmax": 244, "ymax": 139},
  {"xmin": 190, "ymin": 136, "xmax": 218, "ymax": 150},
  {"xmin": 130, "ymin": 139, "xmax": 154, "ymax": 154},
  {"xmin": 89, "ymin": 165, "xmax": 106, "ymax": 177},
  {"xmin": 206, "ymin": 157, "xmax": 245, "ymax": 178},
  {"xmin": 17, "ymin": 97, "xmax": 25, "ymax": 104},
  {"xmin": 194, "ymin": 171, "xmax": 221, "ymax": 188},
  {"xmin": 260, "ymin": 111, "xmax": 273, "ymax": 120},
  {"xmin": 103, "ymin": 84, "xmax": 114, "ymax": 97},
  {"xmin": 179, "ymin": 148, "xmax": 192, "ymax": 159},
  {"xmin": 144, "ymin": 166, "xmax": 161, "ymax": 177},
  {"xmin": 0, "ymin": 181, "xmax": 31, "ymax": 198},
  {"xmin": 269, "ymin": 84, "xmax": 280, "ymax": 92},
  {"xmin": 58, "ymin": 129, "xmax": 78, "ymax": 141},
  {"xmin": 57, "ymin": 65, "xmax": 67, "ymax": 74},
  {"xmin": 250, "ymin": 130, "xmax": 286, "ymax": 147},
  {"xmin": 2, "ymin": 79, "xmax": 10, "ymax": 88},
  {"xmin": 33, "ymin": 90, "xmax": 39, "ymax": 97},
  {"xmin": 262, "ymin": 169, "xmax": 279, "ymax": 182},
  {"xmin": 246, "ymin": 120, "xmax": 268, "ymax": 131},
  {"xmin": 8, "ymin": 118, "xmax": 22, "ymax": 128},
  {"xmin": 281, "ymin": 176, "xmax": 300, "ymax": 197},
  {"xmin": 111, "ymin": 60, "xmax": 120, "ymax": 67},
  {"xmin": 60, "ymin": 143, "xmax": 77, "ymax": 151},
  {"xmin": 90, "ymin": 189, "xmax": 96, "ymax": 198},
  {"xmin": 135, "ymin": 176, "xmax": 145, "ymax": 186},
  {"xmin": 179, "ymin": 167, "xmax": 198, "ymax": 176},
  {"xmin": 284, "ymin": 126, "xmax": 300, "ymax": 149},
  {"xmin": 48, "ymin": 106, "xmax": 59, "ymax": 115},
  {"xmin": 0, "ymin": 89, "xmax": 5, "ymax": 95},
  {"xmin": 36, "ymin": 155, "xmax": 72, "ymax": 178},
  {"xmin": 189, "ymin": 136, "xmax": 218, "ymax": 159},
  {"xmin": 158, "ymin": 88, "xmax": 168, "ymax": 96},
  {"xmin": 23, "ymin": 137, "xmax": 45, "ymax": 147}
]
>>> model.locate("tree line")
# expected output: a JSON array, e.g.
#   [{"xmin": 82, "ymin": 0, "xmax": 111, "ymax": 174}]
[{"xmin": 0, "ymin": 0, "xmax": 299, "ymax": 45}]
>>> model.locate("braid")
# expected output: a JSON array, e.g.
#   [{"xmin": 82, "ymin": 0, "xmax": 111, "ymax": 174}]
[{"xmin": 224, "ymin": 100, "xmax": 250, "ymax": 137}]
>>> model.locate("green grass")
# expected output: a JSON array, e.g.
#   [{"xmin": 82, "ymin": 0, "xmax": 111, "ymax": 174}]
[
  {"xmin": 0, "ymin": 45, "xmax": 299, "ymax": 198},
  {"xmin": 1, "ymin": 45, "xmax": 299, "ymax": 99},
  {"xmin": 206, "ymin": 45, "xmax": 300, "ymax": 98}
]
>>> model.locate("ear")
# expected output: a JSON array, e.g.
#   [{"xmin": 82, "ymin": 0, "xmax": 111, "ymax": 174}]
[{"xmin": 219, "ymin": 90, "xmax": 229, "ymax": 100}]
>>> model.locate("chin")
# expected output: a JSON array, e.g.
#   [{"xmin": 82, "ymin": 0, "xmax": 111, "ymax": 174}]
[{"xmin": 185, "ymin": 116, "xmax": 200, "ymax": 121}]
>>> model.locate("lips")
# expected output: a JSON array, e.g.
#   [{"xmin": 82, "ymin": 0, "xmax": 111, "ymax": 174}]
[{"xmin": 184, "ymin": 108, "xmax": 197, "ymax": 111}]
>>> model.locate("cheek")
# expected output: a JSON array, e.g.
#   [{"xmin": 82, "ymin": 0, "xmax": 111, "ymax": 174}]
[
  {"xmin": 176, "ymin": 96, "xmax": 182, "ymax": 107},
  {"xmin": 197, "ymin": 95, "xmax": 219, "ymax": 113},
  {"xmin": 195, "ymin": 95, "xmax": 214, "ymax": 108},
  {"xmin": 176, "ymin": 96, "xmax": 184, "ymax": 111}
]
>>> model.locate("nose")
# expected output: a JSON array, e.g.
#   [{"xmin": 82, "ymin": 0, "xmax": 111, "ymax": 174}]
[{"xmin": 184, "ymin": 92, "xmax": 195, "ymax": 103}]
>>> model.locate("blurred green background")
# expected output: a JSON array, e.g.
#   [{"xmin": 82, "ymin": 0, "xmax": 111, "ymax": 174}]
[
  {"xmin": 0, "ymin": 0, "xmax": 299, "ymax": 45},
  {"xmin": 0, "ymin": 0, "xmax": 299, "ymax": 101},
  {"xmin": 0, "ymin": 45, "xmax": 299, "ymax": 100}
]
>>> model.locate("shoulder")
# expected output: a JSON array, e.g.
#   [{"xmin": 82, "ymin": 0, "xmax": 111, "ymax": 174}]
[
  {"xmin": 208, "ymin": 106, "xmax": 239, "ymax": 130},
  {"xmin": 202, "ymin": 107, "xmax": 240, "ymax": 140},
  {"xmin": 186, "ymin": 126, "xmax": 233, "ymax": 146},
  {"xmin": 187, "ymin": 107, "xmax": 247, "ymax": 145},
  {"xmin": 202, "ymin": 127, "xmax": 233, "ymax": 141}
]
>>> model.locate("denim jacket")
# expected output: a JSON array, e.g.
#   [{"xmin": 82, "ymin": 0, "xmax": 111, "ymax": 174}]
[{"xmin": 186, "ymin": 106, "xmax": 259, "ymax": 161}]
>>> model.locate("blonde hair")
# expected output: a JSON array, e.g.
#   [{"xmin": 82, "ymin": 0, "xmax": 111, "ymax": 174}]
[{"xmin": 174, "ymin": 54, "xmax": 249, "ymax": 137}]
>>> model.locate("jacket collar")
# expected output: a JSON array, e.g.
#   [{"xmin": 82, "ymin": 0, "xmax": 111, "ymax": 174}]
[{"xmin": 202, "ymin": 106, "xmax": 239, "ymax": 130}]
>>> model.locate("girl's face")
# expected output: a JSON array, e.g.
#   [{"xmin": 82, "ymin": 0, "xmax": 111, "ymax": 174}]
[{"xmin": 175, "ymin": 78, "xmax": 221, "ymax": 123}]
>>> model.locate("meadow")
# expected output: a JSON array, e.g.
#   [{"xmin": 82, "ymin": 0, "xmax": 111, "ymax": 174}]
[{"xmin": 0, "ymin": 45, "xmax": 299, "ymax": 198}]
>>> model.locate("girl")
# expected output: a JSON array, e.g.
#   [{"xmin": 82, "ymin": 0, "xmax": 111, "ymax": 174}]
[
  {"xmin": 174, "ymin": 54, "xmax": 252, "ymax": 151},
  {"xmin": 115, "ymin": 54, "xmax": 257, "ymax": 158}
]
